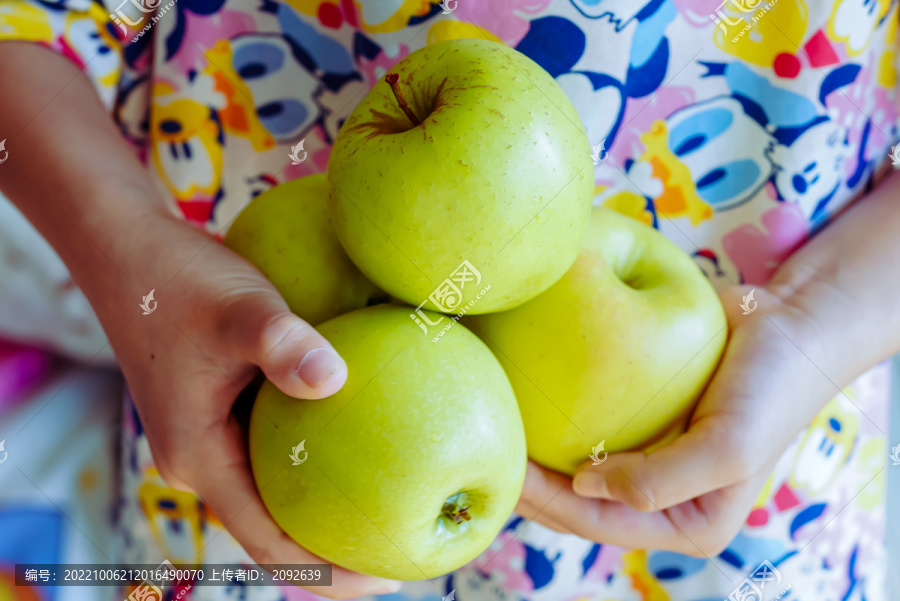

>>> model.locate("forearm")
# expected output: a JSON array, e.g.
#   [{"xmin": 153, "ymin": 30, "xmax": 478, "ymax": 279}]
[
  {"xmin": 768, "ymin": 169, "xmax": 900, "ymax": 387},
  {"xmin": 0, "ymin": 42, "xmax": 186, "ymax": 327}
]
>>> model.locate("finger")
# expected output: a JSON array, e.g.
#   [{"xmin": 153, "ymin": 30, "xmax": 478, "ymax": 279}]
[
  {"xmin": 521, "ymin": 461, "xmax": 685, "ymax": 549},
  {"xmin": 572, "ymin": 412, "xmax": 755, "ymax": 511},
  {"xmin": 513, "ymin": 463, "xmax": 576, "ymax": 534},
  {"xmin": 223, "ymin": 291, "xmax": 347, "ymax": 399},
  {"xmin": 186, "ymin": 415, "xmax": 401, "ymax": 599},
  {"xmin": 524, "ymin": 461, "xmax": 766, "ymax": 556}
]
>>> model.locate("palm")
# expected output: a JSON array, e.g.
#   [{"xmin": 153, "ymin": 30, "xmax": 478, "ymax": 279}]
[{"xmin": 515, "ymin": 285, "xmax": 831, "ymax": 556}]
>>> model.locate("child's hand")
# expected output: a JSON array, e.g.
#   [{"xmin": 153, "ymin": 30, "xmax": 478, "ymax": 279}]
[
  {"xmin": 515, "ymin": 285, "xmax": 840, "ymax": 556},
  {"xmin": 102, "ymin": 212, "xmax": 400, "ymax": 598},
  {"xmin": 0, "ymin": 43, "xmax": 399, "ymax": 597}
]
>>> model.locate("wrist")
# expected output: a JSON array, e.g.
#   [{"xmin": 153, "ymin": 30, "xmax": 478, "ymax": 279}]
[
  {"xmin": 757, "ymin": 279, "xmax": 858, "ymax": 391},
  {"xmin": 66, "ymin": 198, "xmax": 202, "ymax": 331},
  {"xmin": 723, "ymin": 286, "xmax": 839, "ymax": 415}
]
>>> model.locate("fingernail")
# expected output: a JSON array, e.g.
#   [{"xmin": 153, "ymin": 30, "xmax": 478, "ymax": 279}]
[
  {"xmin": 296, "ymin": 347, "xmax": 342, "ymax": 387},
  {"xmin": 573, "ymin": 470, "xmax": 610, "ymax": 498}
]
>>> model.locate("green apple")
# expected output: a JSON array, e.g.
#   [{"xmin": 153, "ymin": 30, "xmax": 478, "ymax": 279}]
[
  {"xmin": 223, "ymin": 174, "xmax": 384, "ymax": 326},
  {"xmin": 468, "ymin": 207, "xmax": 727, "ymax": 475},
  {"xmin": 328, "ymin": 38, "xmax": 593, "ymax": 315},
  {"xmin": 249, "ymin": 304, "xmax": 526, "ymax": 580}
]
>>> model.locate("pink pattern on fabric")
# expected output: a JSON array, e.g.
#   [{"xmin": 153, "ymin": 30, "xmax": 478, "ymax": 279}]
[
  {"xmin": 173, "ymin": 10, "xmax": 257, "ymax": 75},
  {"xmin": 774, "ymin": 483, "xmax": 802, "ymax": 512},
  {"xmin": 583, "ymin": 544, "xmax": 626, "ymax": 584},
  {"xmin": 0, "ymin": 340, "xmax": 52, "ymax": 412},
  {"xmin": 826, "ymin": 56, "xmax": 896, "ymax": 177},
  {"xmin": 284, "ymin": 129, "xmax": 332, "ymax": 181},
  {"xmin": 723, "ymin": 203, "xmax": 808, "ymax": 285},
  {"xmin": 672, "ymin": 0, "xmax": 729, "ymax": 29},
  {"xmin": 472, "ymin": 531, "xmax": 533, "ymax": 592},
  {"xmin": 454, "ymin": 0, "xmax": 552, "ymax": 46},
  {"xmin": 358, "ymin": 44, "xmax": 411, "ymax": 87}
]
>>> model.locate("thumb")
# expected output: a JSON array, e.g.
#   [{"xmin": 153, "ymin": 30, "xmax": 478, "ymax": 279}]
[
  {"xmin": 571, "ymin": 415, "xmax": 755, "ymax": 511},
  {"xmin": 224, "ymin": 291, "xmax": 348, "ymax": 399}
]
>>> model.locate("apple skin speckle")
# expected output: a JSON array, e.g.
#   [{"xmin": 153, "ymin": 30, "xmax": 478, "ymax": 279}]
[{"xmin": 329, "ymin": 38, "xmax": 592, "ymax": 314}]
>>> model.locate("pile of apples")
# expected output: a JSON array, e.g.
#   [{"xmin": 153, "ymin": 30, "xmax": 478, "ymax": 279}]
[{"xmin": 225, "ymin": 40, "xmax": 727, "ymax": 581}]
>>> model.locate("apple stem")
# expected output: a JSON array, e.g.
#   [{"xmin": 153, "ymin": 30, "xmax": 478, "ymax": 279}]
[{"xmin": 385, "ymin": 73, "xmax": 421, "ymax": 127}]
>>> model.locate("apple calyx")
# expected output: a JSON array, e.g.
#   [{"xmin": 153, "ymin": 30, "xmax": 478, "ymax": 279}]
[
  {"xmin": 385, "ymin": 73, "xmax": 422, "ymax": 127},
  {"xmin": 441, "ymin": 493, "xmax": 472, "ymax": 525}
]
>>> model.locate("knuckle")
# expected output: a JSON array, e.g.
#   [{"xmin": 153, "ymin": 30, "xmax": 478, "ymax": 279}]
[
  {"xmin": 154, "ymin": 458, "xmax": 193, "ymax": 490},
  {"xmin": 630, "ymin": 491, "xmax": 659, "ymax": 513},
  {"xmin": 149, "ymin": 441, "xmax": 196, "ymax": 490},
  {"xmin": 258, "ymin": 313, "xmax": 314, "ymax": 357},
  {"xmin": 610, "ymin": 476, "xmax": 658, "ymax": 512}
]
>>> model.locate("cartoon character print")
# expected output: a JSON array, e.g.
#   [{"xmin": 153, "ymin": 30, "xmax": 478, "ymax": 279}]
[
  {"xmin": 138, "ymin": 480, "xmax": 208, "ymax": 565},
  {"xmin": 686, "ymin": 61, "xmax": 857, "ymax": 221},
  {"xmin": 567, "ymin": 0, "xmax": 652, "ymax": 30},
  {"xmin": 827, "ymin": 0, "xmax": 892, "ymax": 57},
  {"xmin": 447, "ymin": 524, "xmax": 532, "ymax": 600},
  {"xmin": 263, "ymin": 0, "xmax": 444, "ymax": 33},
  {"xmin": 520, "ymin": 532, "xmax": 598, "ymax": 600},
  {"xmin": 448, "ymin": 0, "xmax": 552, "ymax": 45},
  {"xmin": 119, "ymin": 393, "xmax": 215, "ymax": 568},
  {"xmin": 638, "ymin": 549, "xmax": 718, "ymax": 599},
  {"xmin": 711, "ymin": 0, "xmax": 810, "ymax": 67},
  {"xmin": 770, "ymin": 118, "xmax": 849, "ymax": 223},
  {"xmin": 114, "ymin": 75, "xmax": 152, "ymax": 151},
  {"xmin": 514, "ymin": 1, "xmax": 673, "ymax": 163},
  {"xmin": 693, "ymin": 247, "xmax": 740, "ymax": 289},
  {"xmin": 790, "ymin": 398, "xmax": 859, "ymax": 496},
  {"xmin": 60, "ymin": 4, "xmax": 123, "ymax": 105},
  {"xmin": 200, "ymin": 1, "xmax": 363, "ymax": 153},
  {"xmin": 0, "ymin": 0, "xmax": 54, "ymax": 44},
  {"xmin": 204, "ymin": 33, "xmax": 324, "ymax": 150},
  {"xmin": 634, "ymin": 118, "xmax": 714, "ymax": 225},
  {"xmin": 150, "ymin": 81, "xmax": 225, "ymax": 223},
  {"xmin": 601, "ymin": 188, "xmax": 657, "ymax": 228},
  {"xmin": 654, "ymin": 96, "xmax": 777, "ymax": 218},
  {"xmin": 157, "ymin": 0, "xmax": 228, "ymax": 62}
]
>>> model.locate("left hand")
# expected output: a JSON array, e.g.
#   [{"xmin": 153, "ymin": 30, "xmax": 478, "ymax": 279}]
[{"xmin": 515, "ymin": 285, "xmax": 836, "ymax": 556}]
